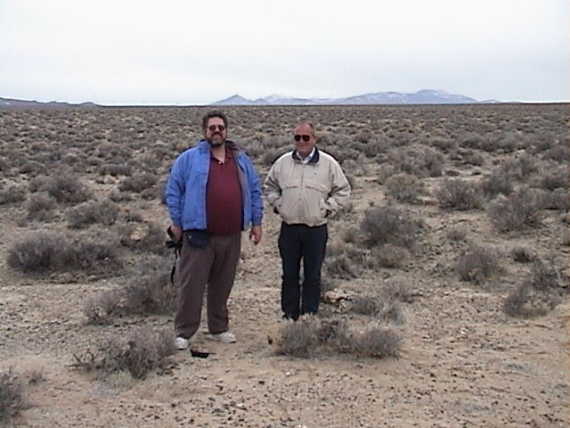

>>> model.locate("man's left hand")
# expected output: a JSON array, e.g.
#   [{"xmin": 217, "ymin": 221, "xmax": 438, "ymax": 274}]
[{"xmin": 249, "ymin": 225, "xmax": 262, "ymax": 245}]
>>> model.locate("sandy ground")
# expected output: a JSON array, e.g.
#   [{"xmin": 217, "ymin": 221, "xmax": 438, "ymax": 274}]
[
  {"xmin": 1, "ymin": 176, "xmax": 569, "ymax": 428},
  {"xmin": 1, "ymin": 104, "xmax": 569, "ymax": 427}
]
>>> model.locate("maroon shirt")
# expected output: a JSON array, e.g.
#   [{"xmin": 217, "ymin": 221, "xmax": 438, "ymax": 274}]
[{"xmin": 206, "ymin": 147, "xmax": 243, "ymax": 235}]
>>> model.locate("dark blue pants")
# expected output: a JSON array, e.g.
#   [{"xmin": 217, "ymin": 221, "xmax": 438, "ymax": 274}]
[{"xmin": 278, "ymin": 222, "xmax": 328, "ymax": 320}]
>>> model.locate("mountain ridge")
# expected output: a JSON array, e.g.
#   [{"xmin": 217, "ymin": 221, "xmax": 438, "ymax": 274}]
[{"xmin": 213, "ymin": 89, "xmax": 499, "ymax": 105}]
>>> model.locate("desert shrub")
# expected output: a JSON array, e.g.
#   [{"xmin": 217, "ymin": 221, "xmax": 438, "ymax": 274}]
[
  {"xmin": 67, "ymin": 199, "xmax": 120, "ymax": 229},
  {"xmin": 133, "ymin": 153, "xmax": 163, "ymax": 173},
  {"xmin": 382, "ymin": 279, "xmax": 416, "ymax": 304},
  {"xmin": 360, "ymin": 206, "xmax": 420, "ymax": 249},
  {"xmin": 529, "ymin": 258, "xmax": 562, "ymax": 292},
  {"xmin": 459, "ymin": 132, "xmax": 487, "ymax": 150},
  {"xmin": 348, "ymin": 325, "xmax": 402, "ymax": 358},
  {"xmin": 275, "ymin": 317, "xmax": 320, "ymax": 358},
  {"xmin": 481, "ymin": 169, "xmax": 514, "ymax": 199},
  {"xmin": 109, "ymin": 189, "xmax": 132, "ymax": 202},
  {"xmin": 262, "ymin": 149, "xmax": 288, "ymax": 167},
  {"xmin": 0, "ymin": 184, "xmax": 26, "ymax": 205},
  {"xmin": 324, "ymin": 243, "xmax": 366, "ymax": 280},
  {"xmin": 26, "ymin": 192, "xmax": 57, "ymax": 221},
  {"xmin": 428, "ymin": 136, "xmax": 456, "ymax": 153},
  {"xmin": 7, "ymin": 232, "xmax": 67, "ymax": 273},
  {"xmin": 350, "ymin": 296, "xmax": 380, "ymax": 316},
  {"xmin": 456, "ymin": 245, "xmax": 500, "ymax": 284},
  {"xmin": 511, "ymin": 247, "xmax": 534, "ymax": 263},
  {"xmin": 435, "ymin": 178, "xmax": 483, "ymax": 210},
  {"xmin": 118, "ymin": 222, "xmax": 167, "ymax": 255},
  {"xmin": 503, "ymin": 260, "xmax": 563, "ymax": 318},
  {"xmin": 368, "ymin": 244, "xmax": 409, "ymax": 269},
  {"xmin": 72, "ymin": 328, "xmax": 175, "ymax": 379},
  {"xmin": 501, "ymin": 153, "xmax": 538, "ymax": 181},
  {"xmin": 28, "ymin": 175, "xmax": 48, "ymax": 193},
  {"xmin": 460, "ymin": 149, "xmax": 485, "ymax": 166},
  {"xmin": 542, "ymin": 144, "xmax": 570, "ymax": 163},
  {"xmin": 64, "ymin": 239, "xmax": 123, "ymax": 275},
  {"xmin": 350, "ymin": 294, "xmax": 404, "ymax": 324},
  {"xmin": 384, "ymin": 173, "xmax": 424, "ymax": 203},
  {"xmin": 342, "ymin": 158, "xmax": 367, "ymax": 177},
  {"xmin": 537, "ymin": 166, "xmax": 569, "ymax": 191},
  {"xmin": 275, "ymin": 317, "xmax": 401, "ymax": 359},
  {"xmin": 541, "ymin": 188, "xmax": 570, "ymax": 211},
  {"xmin": 487, "ymin": 188, "xmax": 543, "ymax": 232},
  {"xmin": 562, "ymin": 230, "xmax": 570, "ymax": 247},
  {"xmin": 503, "ymin": 283, "xmax": 560, "ymax": 318},
  {"xmin": 7, "ymin": 231, "xmax": 122, "ymax": 275},
  {"xmin": 62, "ymin": 152, "xmax": 81, "ymax": 166},
  {"xmin": 84, "ymin": 256, "xmax": 176, "ymax": 323},
  {"xmin": 123, "ymin": 271, "xmax": 176, "ymax": 315},
  {"xmin": 83, "ymin": 289, "xmax": 124, "ymax": 325},
  {"xmin": 100, "ymin": 163, "xmax": 132, "ymax": 176},
  {"xmin": 447, "ymin": 227, "xmax": 468, "ymax": 242},
  {"xmin": 44, "ymin": 172, "xmax": 92, "ymax": 204},
  {"xmin": 389, "ymin": 147, "xmax": 443, "ymax": 178},
  {"xmin": 494, "ymin": 132, "xmax": 524, "ymax": 153},
  {"xmin": 118, "ymin": 173, "xmax": 157, "ymax": 193},
  {"xmin": 340, "ymin": 225, "xmax": 361, "ymax": 244},
  {"xmin": 376, "ymin": 164, "xmax": 397, "ymax": 184},
  {"xmin": 0, "ymin": 156, "xmax": 9, "ymax": 173},
  {"xmin": 0, "ymin": 369, "xmax": 26, "ymax": 424},
  {"xmin": 18, "ymin": 160, "xmax": 44, "ymax": 176}
]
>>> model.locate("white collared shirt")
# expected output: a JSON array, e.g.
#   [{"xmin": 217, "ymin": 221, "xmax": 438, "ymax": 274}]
[{"xmin": 296, "ymin": 148, "xmax": 316, "ymax": 164}]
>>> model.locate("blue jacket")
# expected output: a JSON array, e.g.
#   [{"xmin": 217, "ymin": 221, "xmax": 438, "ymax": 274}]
[{"xmin": 166, "ymin": 140, "xmax": 263, "ymax": 231}]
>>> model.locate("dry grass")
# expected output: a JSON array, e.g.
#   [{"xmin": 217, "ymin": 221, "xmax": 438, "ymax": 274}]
[
  {"xmin": 71, "ymin": 328, "xmax": 175, "ymax": 379},
  {"xmin": 0, "ymin": 369, "xmax": 27, "ymax": 424},
  {"xmin": 274, "ymin": 316, "xmax": 402, "ymax": 359}
]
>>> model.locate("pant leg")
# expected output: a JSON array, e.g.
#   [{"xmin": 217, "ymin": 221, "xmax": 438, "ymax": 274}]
[
  {"xmin": 278, "ymin": 223, "xmax": 303, "ymax": 320},
  {"xmin": 206, "ymin": 233, "xmax": 242, "ymax": 334},
  {"xmin": 301, "ymin": 224, "xmax": 328, "ymax": 315},
  {"xmin": 174, "ymin": 240, "xmax": 215, "ymax": 339}
]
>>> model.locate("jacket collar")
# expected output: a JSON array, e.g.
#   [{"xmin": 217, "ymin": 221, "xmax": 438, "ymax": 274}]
[{"xmin": 292, "ymin": 147, "xmax": 320, "ymax": 164}]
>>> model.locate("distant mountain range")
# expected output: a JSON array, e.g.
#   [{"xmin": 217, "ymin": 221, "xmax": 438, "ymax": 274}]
[
  {"xmin": 0, "ymin": 90, "xmax": 500, "ymax": 109},
  {"xmin": 0, "ymin": 97, "xmax": 98, "ymax": 109},
  {"xmin": 213, "ymin": 89, "xmax": 499, "ymax": 105}
]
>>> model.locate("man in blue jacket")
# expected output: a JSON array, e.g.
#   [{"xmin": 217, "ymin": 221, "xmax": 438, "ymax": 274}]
[{"xmin": 166, "ymin": 111, "xmax": 263, "ymax": 350}]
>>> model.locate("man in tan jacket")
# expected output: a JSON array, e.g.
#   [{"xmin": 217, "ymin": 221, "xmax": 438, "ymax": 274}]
[{"xmin": 265, "ymin": 122, "xmax": 351, "ymax": 320}]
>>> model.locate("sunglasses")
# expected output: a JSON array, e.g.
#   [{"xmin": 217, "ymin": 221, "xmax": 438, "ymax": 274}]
[
  {"xmin": 294, "ymin": 134, "xmax": 311, "ymax": 142},
  {"xmin": 208, "ymin": 124, "xmax": 225, "ymax": 132}
]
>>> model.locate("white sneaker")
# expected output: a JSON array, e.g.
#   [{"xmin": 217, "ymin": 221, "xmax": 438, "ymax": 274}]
[
  {"xmin": 209, "ymin": 331, "xmax": 236, "ymax": 343},
  {"xmin": 175, "ymin": 336, "xmax": 190, "ymax": 350}
]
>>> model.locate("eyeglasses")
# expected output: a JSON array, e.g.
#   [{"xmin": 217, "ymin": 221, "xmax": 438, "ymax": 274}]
[
  {"xmin": 294, "ymin": 134, "xmax": 311, "ymax": 142},
  {"xmin": 208, "ymin": 124, "xmax": 225, "ymax": 132}
]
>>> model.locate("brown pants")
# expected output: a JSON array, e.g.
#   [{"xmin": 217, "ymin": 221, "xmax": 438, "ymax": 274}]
[{"xmin": 174, "ymin": 232, "xmax": 242, "ymax": 339}]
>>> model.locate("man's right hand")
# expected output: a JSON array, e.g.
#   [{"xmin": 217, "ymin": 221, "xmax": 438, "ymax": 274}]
[{"xmin": 170, "ymin": 225, "xmax": 183, "ymax": 242}]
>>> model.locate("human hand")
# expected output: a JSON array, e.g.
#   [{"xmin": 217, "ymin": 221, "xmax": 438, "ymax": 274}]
[
  {"xmin": 170, "ymin": 225, "xmax": 183, "ymax": 242},
  {"xmin": 249, "ymin": 225, "xmax": 262, "ymax": 245}
]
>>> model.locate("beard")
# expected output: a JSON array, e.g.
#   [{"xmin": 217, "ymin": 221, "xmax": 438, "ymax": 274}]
[{"xmin": 207, "ymin": 133, "xmax": 225, "ymax": 147}]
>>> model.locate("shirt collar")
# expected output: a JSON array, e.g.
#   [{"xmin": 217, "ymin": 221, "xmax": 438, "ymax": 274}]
[{"xmin": 295, "ymin": 147, "xmax": 316, "ymax": 164}]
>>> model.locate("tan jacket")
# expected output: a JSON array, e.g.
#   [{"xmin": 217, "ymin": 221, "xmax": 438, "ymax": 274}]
[{"xmin": 264, "ymin": 149, "xmax": 351, "ymax": 226}]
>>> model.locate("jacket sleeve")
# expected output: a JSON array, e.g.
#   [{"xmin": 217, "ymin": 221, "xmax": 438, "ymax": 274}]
[
  {"xmin": 325, "ymin": 160, "xmax": 351, "ymax": 214},
  {"xmin": 165, "ymin": 155, "xmax": 186, "ymax": 227},
  {"xmin": 264, "ymin": 162, "xmax": 282, "ymax": 210},
  {"xmin": 245, "ymin": 156, "xmax": 264, "ymax": 226}
]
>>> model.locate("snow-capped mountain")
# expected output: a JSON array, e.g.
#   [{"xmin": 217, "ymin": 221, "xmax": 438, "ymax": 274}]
[{"xmin": 213, "ymin": 89, "xmax": 494, "ymax": 105}]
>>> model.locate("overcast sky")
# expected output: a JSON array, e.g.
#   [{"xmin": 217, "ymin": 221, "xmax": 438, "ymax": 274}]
[{"xmin": 1, "ymin": 0, "xmax": 568, "ymax": 105}]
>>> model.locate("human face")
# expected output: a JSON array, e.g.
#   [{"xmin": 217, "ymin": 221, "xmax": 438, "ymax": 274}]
[
  {"xmin": 293, "ymin": 124, "xmax": 316, "ymax": 158},
  {"xmin": 204, "ymin": 117, "xmax": 227, "ymax": 147}
]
